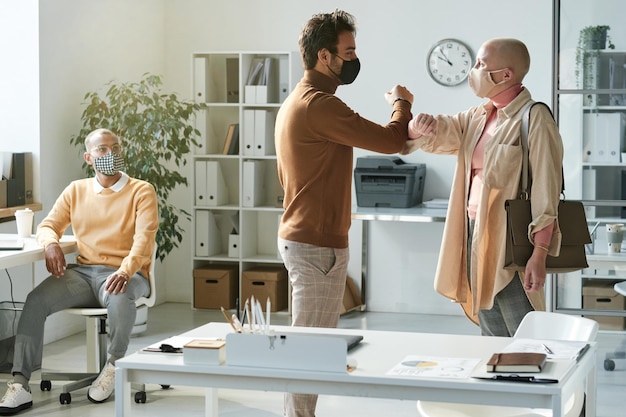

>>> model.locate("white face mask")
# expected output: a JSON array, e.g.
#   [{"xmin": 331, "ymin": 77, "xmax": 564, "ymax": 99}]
[{"xmin": 468, "ymin": 67, "xmax": 507, "ymax": 98}]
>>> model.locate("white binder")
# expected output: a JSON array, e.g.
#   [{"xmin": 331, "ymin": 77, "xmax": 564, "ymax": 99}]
[
  {"xmin": 278, "ymin": 54, "xmax": 290, "ymax": 102},
  {"xmin": 195, "ymin": 210, "xmax": 221, "ymax": 257},
  {"xmin": 194, "ymin": 160, "xmax": 207, "ymax": 206},
  {"xmin": 228, "ymin": 234, "xmax": 240, "ymax": 257},
  {"xmin": 243, "ymin": 160, "xmax": 265, "ymax": 207},
  {"xmin": 193, "ymin": 57, "xmax": 208, "ymax": 103},
  {"xmin": 253, "ymin": 110, "xmax": 276, "ymax": 156},
  {"xmin": 206, "ymin": 161, "xmax": 227, "ymax": 206},
  {"xmin": 242, "ymin": 109, "xmax": 255, "ymax": 156},
  {"xmin": 582, "ymin": 169, "xmax": 596, "ymax": 219},
  {"xmin": 583, "ymin": 113, "xmax": 625, "ymax": 162},
  {"xmin": 194, "ymin": 109, "xmax": 207, "ymax": 154},
  {"xmin": 244, "ymin": 85, "xmax": 257, "ymax": 104}
]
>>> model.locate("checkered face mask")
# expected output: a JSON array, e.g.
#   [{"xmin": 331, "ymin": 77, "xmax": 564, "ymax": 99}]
[{"xmin": 93, "ymin": 152, "xmax": 126, "ymax": 176}]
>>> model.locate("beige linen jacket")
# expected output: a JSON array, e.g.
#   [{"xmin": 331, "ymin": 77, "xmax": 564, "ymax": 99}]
[{"xmin": 403, "ymin": 89, "xmax": 564, "ymax": 324}]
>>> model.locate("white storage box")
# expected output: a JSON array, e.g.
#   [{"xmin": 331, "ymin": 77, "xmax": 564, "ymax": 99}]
[
  {"xmin": 225, "ymin": 332, "xmax": 347, "ymax": 373},
  {"xmin": 183, "ymin": 339, "xmax": 226, "ymax": 365}
]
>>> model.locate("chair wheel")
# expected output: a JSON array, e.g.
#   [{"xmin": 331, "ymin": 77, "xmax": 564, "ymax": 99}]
[
  {"xmin": 40, "ymin": 380, "xmax": 52, "ymax": 391},
  {"xmin": 135, "ymin": 391, "xmax": 147, "ymax": 403},
  {"xmin": 160, "ymin": 384, "xmax": 171, "ymax": 389},
  {"xmin": 60, "ymin": 392, "xmax": 72, "ymax": 404},
  {"xmin": 604, "ymin": 359, "xmax": 616, "ymax": 371}
]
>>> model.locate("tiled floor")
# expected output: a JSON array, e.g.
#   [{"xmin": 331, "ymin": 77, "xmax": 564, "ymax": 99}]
[{"xmin": 1, "ymin": 302, "xmax": 625, "ymax": 416}]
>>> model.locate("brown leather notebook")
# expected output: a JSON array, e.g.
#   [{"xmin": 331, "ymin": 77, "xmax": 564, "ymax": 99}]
[{"xmin": 486, "ymin": 352, "xmax": 547, "ymax": 373}]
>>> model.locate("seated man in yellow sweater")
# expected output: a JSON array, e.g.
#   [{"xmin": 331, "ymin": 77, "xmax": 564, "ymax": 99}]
[{"xmin": 0, "ymin": 128, "xmax": 158, "ymax": 415}]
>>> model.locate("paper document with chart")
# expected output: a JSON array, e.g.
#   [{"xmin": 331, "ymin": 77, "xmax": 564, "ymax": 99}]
[{"xmin": 386, "ymin": 355, "xmax": 481, "ymax": 379}]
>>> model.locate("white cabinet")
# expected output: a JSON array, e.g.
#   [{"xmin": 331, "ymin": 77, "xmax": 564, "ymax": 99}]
[
  {"xmin": 553, "ymin": 0, "xmax": 626, "ymax": 329},
  {"xmin": 191, "ymin": 51, "xmax": 302, "ymax": 311}
]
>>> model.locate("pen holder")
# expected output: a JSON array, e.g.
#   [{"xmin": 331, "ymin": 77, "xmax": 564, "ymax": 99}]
[{"xmin": 226, "ymin": 332, "xmax": 347, "ymax": 373}]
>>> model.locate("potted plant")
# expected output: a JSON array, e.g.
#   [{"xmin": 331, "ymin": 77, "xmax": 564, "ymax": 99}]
[
  {"xmin": 70, "ymin": 73, "xmax": 205, "ymax": 261},
  {"xmin": 575, "ymin": 25, "xmax": 615, "ymax": 88}
]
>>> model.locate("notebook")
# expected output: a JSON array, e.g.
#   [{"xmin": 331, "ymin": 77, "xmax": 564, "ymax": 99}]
[{"xmin": 0, "ymin": 240, "xmax": 25, "ymax": 251}]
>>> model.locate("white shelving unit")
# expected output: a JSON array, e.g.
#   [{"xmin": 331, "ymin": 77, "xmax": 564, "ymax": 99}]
[
  {"xmin": 191, "ymin": 51, "xmax": 302, "ymax": 311},
  {"xmin": 553, "ymin": 0, "xmax": 626, "ymax": 330}
]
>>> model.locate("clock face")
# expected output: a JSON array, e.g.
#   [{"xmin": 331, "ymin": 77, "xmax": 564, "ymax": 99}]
[{"xmin": 427, "ymin": 39, "xmax": 473, "ymax": 86}]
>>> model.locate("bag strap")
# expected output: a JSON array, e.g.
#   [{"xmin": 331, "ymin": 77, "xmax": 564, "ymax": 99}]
[{"xmin": 519, "ymin": 101, "xmax": 564, "ymax": 199}]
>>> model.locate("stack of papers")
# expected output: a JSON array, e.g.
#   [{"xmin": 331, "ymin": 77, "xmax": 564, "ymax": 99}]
[
  {"xmin": 422, "ymin": 199, "xmax": 449, "ymax": 209},
  {"xmin": 500, "ymin": 338, "xmax": 590, "ymax": 360}
]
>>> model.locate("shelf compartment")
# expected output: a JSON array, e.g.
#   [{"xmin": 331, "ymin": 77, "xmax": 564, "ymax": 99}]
[
  {"xmin": 194, "ymin": 209, "xmax": 239, "ymax": 259},
  {"xmin": 194, "ymin": 106, "xmax": 239, "ymax": 155},
  {"xmin": 194, "ymin": 158, "xmax": 239, "ymax": 207},
  {"xmin": 193, "ymin": 53, "xmax": 239, "ymax": 104},
  {"xmin": 240, "ymin": 210, "xmax": 282, "ymax": 260}
]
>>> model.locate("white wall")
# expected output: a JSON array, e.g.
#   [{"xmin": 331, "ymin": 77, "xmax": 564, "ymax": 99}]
[
  {"xmin": 0, "ymin": 0, "xmax": 556, "ymax": 341},
  {"xmin": 0, "ymin": 0, "xmax": 39, "ymax": 196}
]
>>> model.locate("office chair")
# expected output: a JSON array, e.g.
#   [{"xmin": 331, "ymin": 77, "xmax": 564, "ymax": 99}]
[
  {"xmin": 416, "ymin": 311, "xmax": 598, "ymax": 417},
  {"xmin": 40, "ymin": 249, "xmax": 157, "ymax": 405},
  {"xmin": 604, "ymin": 280, "xmax": 626, "ymax": 371}
]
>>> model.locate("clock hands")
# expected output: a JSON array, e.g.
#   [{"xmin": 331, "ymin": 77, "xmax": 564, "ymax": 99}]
[{"xmin": 437, "ymin": 47, "xmax": 452, "ymax": 66}]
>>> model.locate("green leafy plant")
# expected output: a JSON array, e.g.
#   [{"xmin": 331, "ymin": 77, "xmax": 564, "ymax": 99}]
[
  {"xmin": 70, "ymin": 73, "xmax": 205, "ymax": 261},
  {"xmin": 575, "ymin": 25, "xmax": 615, "ymax": 88}
]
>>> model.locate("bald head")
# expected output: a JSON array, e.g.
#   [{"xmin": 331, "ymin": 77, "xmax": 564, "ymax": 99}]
[{"xmin": 481, "ymin": 38, "xmax": 530, "ymax": 82}]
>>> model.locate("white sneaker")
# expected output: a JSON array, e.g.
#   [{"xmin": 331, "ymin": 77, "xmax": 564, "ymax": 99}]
[
  {"xmin": 87, "ymin": 362, "xmax": 116, "ymax": 403},
  {"xmin": 0, "ymin": 382, "xmax": 33, "ymax": 415}
]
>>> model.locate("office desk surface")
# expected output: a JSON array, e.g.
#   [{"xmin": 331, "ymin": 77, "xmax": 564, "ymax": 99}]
[
  {"xmin": 0, "ymin": 234, "xmax": 77, "ymax": 269},
  {"xmin": 352, "ymin": 206, "xmax": 447, "ymax": 222},
  {"xmin": 115, "ymin": 323, "xmax": 597, "ymax": 417}
]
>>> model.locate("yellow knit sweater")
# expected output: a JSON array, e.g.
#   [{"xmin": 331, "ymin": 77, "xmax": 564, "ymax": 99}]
[{"xmin": 36, "ymin": 177, "xmax": 158, "ymax": 279}]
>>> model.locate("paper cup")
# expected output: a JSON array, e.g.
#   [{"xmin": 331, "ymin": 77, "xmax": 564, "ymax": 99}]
[{"xmin": 14, "ymin": 208, "xmax": 34, "ymax": 238}]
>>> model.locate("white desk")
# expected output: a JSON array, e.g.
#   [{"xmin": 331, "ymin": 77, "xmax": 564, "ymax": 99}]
[
  {"xmin": 351, "ymin": 206, "xmax": 447, "ymax": 307},
  {"xmin": 115, "ymin": 323, "xmax": 597, "ymax": 417},
  {"xmin": 0, "ymin": 234, "xmax": 77, "ymax": 270}
]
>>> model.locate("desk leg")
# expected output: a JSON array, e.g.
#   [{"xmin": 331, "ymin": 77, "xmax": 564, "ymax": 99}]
[
  {"xmin": 114, "ymin": 367, "xmax": 131, "ymax": 416},
  {"xmin": 551, "ymin": 394, "xmax": 563, "ymax": 417},
  {"xmin": 359, "ymin": 219, "xmax": 369, "ymax": 309},
  {"xmin": 205, "ymin": 387, "xmax": 218, "ymax": 417},
  {"xmin": 586, "ymin": 350, "xmax": 597, "ymax": 417}
]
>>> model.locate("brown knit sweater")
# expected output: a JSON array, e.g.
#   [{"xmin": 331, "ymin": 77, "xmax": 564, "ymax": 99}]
[{"xmin": 275, "ymin": 69, "xmax": 412, "ymax": 248}]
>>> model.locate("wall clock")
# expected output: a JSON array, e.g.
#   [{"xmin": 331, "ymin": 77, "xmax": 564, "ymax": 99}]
[{"xmin": 427, "ymin": 39, "xmax": 473, "ymax": 86}]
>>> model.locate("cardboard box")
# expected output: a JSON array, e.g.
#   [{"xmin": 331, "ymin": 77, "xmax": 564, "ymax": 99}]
[
  {"xmin": 582, "ymin": 280, "xmax": 626, "ymax": 330},
  {"xmin": 341, "ymin": 275, "xmax": 363, "ymax": 315},
  {"xmin": 193, "ymin": 264, "xmax": 238, "ymax": 309},
  {"xmin": 242, "ymin": 266, "xmax": 288, "ymax": 312}
]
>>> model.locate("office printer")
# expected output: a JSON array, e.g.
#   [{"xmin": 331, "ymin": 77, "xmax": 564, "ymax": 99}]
[{"xmin": 354, "ymin": 156, "xmax": 425, "ymax": 208}]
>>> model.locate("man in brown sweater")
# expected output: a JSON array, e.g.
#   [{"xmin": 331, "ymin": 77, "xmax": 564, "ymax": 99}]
[{"xmin": 275, "ymin": 9, "xmax": 417, "ymax": 417}]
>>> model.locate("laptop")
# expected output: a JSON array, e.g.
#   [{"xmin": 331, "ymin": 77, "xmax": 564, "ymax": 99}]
[{"xmin": 0, "ymin": 240, "xmax": 24, "ymax": 251}]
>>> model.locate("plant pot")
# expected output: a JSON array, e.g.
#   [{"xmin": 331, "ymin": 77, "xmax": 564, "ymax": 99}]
[{"xmin": 583, "ymin": 30, "xmax": 607, "ymax": 50}]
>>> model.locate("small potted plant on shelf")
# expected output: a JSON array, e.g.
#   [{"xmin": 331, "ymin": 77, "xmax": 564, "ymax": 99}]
[
  {"xmin": 70, "ymin": 73, "xmax": 205, "ymax": 261},
  {"xmin": 575, "ymin": 25, "xmax": 616, "ymax": 89}
]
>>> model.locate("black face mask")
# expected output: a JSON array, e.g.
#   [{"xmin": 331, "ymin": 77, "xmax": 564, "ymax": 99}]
[{"xmin": 331, "ymin": 55, "xmax": 361, "ymax": 85}]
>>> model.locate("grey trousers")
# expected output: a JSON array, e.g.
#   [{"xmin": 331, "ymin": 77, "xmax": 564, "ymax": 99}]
[
  {"xmin": 278, "ymin": 237, "xmax": 349, "ymax": 417},
  {"xmin": 12, "ymin": 264, "xmax": 150, "ymax": 380},
  {"xmin": 468, "ymin": 219, "xmax": 533, "ymax": 337}
]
